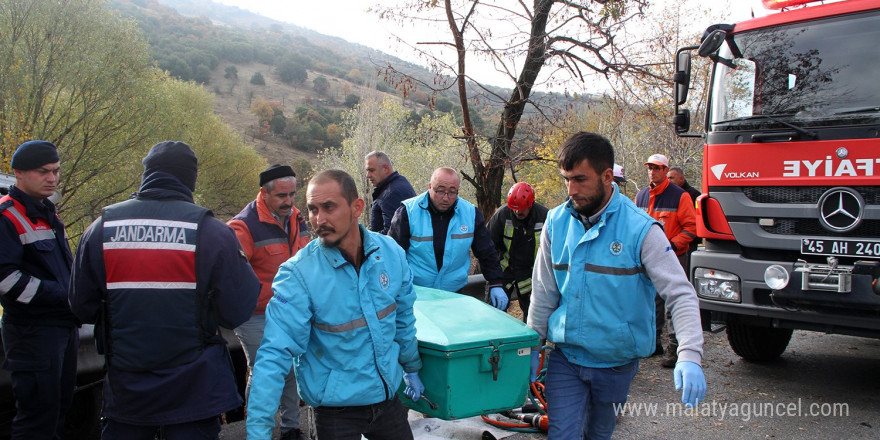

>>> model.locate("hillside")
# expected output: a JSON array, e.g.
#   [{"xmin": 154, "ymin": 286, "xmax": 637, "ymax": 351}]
[
  {"xmin": 111, "ymin": 0, "xmax": 588, "ymax": 170},
  {"xmin": 111, "ymin": 0, "xmax": 471, "ymax": 166}
]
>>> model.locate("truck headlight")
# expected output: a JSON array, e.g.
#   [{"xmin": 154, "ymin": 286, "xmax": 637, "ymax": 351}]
[
  {"xmin": 693, "ymin": 267, "xmax": 741, "ymax": 302},
  {"xmin": 764, "ymin": 264, "xmax": 790, "ymax": 290}
]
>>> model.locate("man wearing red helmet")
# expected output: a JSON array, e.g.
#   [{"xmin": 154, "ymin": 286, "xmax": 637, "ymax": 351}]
[{"xmin": 487, "ymin": 182, "xmax": 549, "ymax": 322}]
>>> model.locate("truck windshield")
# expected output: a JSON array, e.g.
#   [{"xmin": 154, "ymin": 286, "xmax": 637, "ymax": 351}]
[{"xmin": 710, "ymin": 9, "xmax": 880, "ymax": 129}]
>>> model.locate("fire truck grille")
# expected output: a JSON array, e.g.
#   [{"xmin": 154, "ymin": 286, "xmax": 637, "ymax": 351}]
[
  {"xmin": 743, "ymin": 186, "xmax": 880, "ymax": 205},
  {"xmin": 761, "ymin": 219, "xmax": 880, "ymax": 237}
]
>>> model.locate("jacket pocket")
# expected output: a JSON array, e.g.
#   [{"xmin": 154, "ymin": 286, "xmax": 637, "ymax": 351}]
[{"xmin": 583, "ymin": 321, "xmax": 639, "ymax": 363}]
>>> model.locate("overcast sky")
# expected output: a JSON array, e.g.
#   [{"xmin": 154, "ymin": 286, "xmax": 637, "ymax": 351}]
[{"xmin": 211, "ymin": 0, "xmax": 772, "ymax": 91}]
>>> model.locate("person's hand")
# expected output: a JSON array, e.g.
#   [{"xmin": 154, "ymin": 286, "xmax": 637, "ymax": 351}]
[
  {"xmin": 403, "ymin": 372, "xmax": 425, "ymax": 401},
  {"xmin": 530, "ymin": 350, "xmax": 540, "ymax": 383},
  {"xmin": 673, "ymin": 361, "xmax": 706, "ymax": 407},
  {"xmin": 489, "ymin": 286, "xmax": 508, "ymax": 310}
]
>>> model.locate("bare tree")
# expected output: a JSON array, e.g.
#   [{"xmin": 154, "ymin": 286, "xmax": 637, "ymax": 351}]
[{"xmin": 376, "ymin": 0, "xmax": 652, "ymax": 216}]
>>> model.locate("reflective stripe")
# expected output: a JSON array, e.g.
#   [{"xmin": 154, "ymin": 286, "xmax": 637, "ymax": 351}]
[
  {"xmin": 376, "ymin": 302, "xmax": 397, "ymax": 320},
  {"xmin": 104, "ymin": 219, "xmax": 198, "ymax": 229},
  {"xmin": 253, "ymin": 237, "xmax": 288, "ymax": 248},
  {"xmin": 103, "ymin": 242, "xmax": 196, "ymax": 251},
  {"xmin": 653, "ymin": 207, "xmax": 678, "ymax": 212},
  {"xmin": 0, "ymin": 270, "xmax": 22, "ymax": 294},
  {"xmin": 16, "ymin": 278, "xmax": 40, "ymax": 304},
  {"xmin": 552, "ymin": 263, "xmax": 643, "ymax": 276},
  {"xmin": 584, "ymin": 263, "xmax": 645, "ymax": 276},
  {"xmin": 19, "ymin": 229, "xmax": 55, "ymax": 244},
  {"xmin": 450, "ymin": 233, "xmax": 474, "ymax": 239},
  {"xmin": 314, "ymin": 303, "xmax": 398, "ymax": 333},
  {"xmin": 500, "ymin": 220, "xmax": 514, "ymax": 271},
  {"xmin": 107, "ymin": 282, "xmax": 197, "ymax": 290},
  {"xmin": 4, "ymin": 205, "xmax": 34, "ymax": 233},
  {"xmin": 513, "ymin": 277, "xmax": 532, "ymax": 295},
  {"xmin": 5, "ymin": 205, "xmax": 56, "ymax": 244},
  {"xmin": 411, "ymin": 235, "xmax": 433, "ymax": 242}
]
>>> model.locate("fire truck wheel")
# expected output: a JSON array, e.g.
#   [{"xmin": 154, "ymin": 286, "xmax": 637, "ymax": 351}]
[{"xmin": 726, "ymin": 322, "xmax": 793, "ymax": 362}]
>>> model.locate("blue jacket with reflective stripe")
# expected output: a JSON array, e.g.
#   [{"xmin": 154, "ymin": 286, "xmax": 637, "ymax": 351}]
[
  {"xmin": 546, "ymin": 186, "xmax": 659, "ymax": 367},
  {"xmin": 0, "ymin": 186, "xmax": 75, "ymax": 327},
  {"xmin": 247, "ymin": 225, "xmax": 421, "ymax": 437},
  {"xmin": 401, "ymin": 191, "xmax": 475, "ymax": 291}
]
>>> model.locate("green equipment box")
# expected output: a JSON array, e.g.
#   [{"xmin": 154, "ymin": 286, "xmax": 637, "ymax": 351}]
[{"xmin": 397, "ymin": 286, "xmax": 540, "ymax": 420}]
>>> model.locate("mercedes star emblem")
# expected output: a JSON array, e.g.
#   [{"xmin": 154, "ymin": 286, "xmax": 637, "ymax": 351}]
[{"xmin": 817, "ymin": 187, "xmax": 864, "ymax": 233}]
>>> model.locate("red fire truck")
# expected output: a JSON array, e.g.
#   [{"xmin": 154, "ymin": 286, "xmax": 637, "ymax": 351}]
[{"xmin": 673, "ymin": 0, "xmax": 880, "ymax": 361}]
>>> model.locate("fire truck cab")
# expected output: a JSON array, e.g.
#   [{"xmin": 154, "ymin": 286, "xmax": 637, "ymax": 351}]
[{"xmin": 673, "ymin": 0, "xmax": 880, "ymax": 361}]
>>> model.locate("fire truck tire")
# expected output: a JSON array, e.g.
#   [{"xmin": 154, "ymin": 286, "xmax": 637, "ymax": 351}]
[{"xmin": 726, "ymin": 323, "xmax": 793, "ymax": 362}]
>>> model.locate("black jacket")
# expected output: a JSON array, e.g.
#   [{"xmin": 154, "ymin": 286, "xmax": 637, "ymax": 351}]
[
  {"xmin": 487, "ymin": 203, "xmax": 549, "ymax": 285},
  {"xmin": 369, "ymin": 171, "xmax": 416, "ymax": 234}
]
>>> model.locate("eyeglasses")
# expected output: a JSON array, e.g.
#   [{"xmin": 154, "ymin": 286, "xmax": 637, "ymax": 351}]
[
  {"xmin": 647, "ymin": 164, "xmax": 666, "ymax": 171},
  {"xmin": 433, "ymin": 189, "xmax": 459, "ymax": 198}
]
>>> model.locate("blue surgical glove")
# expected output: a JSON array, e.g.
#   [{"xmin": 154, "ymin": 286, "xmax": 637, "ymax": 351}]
[
  {"xmin": 529, "ymin": 350, "xmax": 540, "ymax": 383},
  {"xmin": 489, "ymin": 286, "xmax": 509, "ymax": 310},
  {"xmin": 403, "ymin": 372, "xmax": 425, "ymax": 402},
  {"xmin": 673, "ymin": 361, "xmax": 706, "ymax": 407}
]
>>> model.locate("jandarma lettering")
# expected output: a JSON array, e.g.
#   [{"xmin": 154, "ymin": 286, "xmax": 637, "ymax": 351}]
[{"xmin": 110, "ymin": 225, "xmax": 186, "ymax": 243}]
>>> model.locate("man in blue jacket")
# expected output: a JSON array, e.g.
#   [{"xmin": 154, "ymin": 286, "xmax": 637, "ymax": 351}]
[
  {"xmin": 387, "ymin": 167, "xmax": 507, "ymax": 310},
  {"xmin": 365, "ymin": 151, "xmax": 415, "ymax": 234},
  {"xmin": 528, "ymin": 132, "xmax": 706, "ymax": 440},
  {"xmin": 69, "ymin": 141, "xmax": 260, "ymax": 440},
  {"xmin": 247, "ymin": 169, "xmax": 424, "ymax": 440},
  {"xmin": 0, "ymin": 140, "xmax": 78, "ymax": 439}
]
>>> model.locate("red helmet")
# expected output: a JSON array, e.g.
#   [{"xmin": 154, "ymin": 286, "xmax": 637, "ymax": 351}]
[{"xmin": 507, "ymin": 182, "xmax": 535, "ymax": 211}]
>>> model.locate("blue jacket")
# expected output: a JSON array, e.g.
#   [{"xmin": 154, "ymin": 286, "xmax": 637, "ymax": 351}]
[
  {"xmin": 69, "ymin": 173, "xmax": 260, "ymax": 425},
  {"xmin": 369, "ymin": 171, "xmax": 416, "ymax": 234},
  {"xmin": 401, "ymin": 192, "xmax": 475, "ymax": 291},
  {"xmin": 247, "ymin": 225, "xmax": 421, "ymax": 439},
  {"xmin": 544, "ymin": 186, "xmax": 659, "ymax": 367},
  {"xmin": 0, "ymin": 186, "xmax": 76, "ymax": 327}
]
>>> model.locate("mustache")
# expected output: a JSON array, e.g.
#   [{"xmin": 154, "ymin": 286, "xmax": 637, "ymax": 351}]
[
  {"xmin": 279, "ymin": 205, "xmax": 292, "ymax": 211},
  {"xmin": 316, "ymin": 226, "xmax": 336, "ymax": 235}
]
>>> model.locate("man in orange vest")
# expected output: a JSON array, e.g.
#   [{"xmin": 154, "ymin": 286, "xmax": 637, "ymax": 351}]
[
  {"xmin": 228, "ymin": 164, "xmax": 311, "ymax": 440},
  {"xmin": 635, "ymin": 153, "xmax": 697, "ymax": 368}
]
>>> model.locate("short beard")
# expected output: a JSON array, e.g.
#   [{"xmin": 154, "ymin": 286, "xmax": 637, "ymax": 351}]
[
  {"xmin": 320, "ymin": 236, "xmax": 343, "ymax": 248},
  {"xmin": 572, "ymin": 184, "xmax": 607, "ymax": 217}
]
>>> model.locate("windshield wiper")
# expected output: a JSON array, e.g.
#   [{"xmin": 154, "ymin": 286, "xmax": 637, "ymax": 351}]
[
  {"xmin": 832, "ymin": 106, "xmax": 880, "ymax": 115},
  {"xmin": 715, "ymin": 114, "xmax": 817, "ymax": 139}
]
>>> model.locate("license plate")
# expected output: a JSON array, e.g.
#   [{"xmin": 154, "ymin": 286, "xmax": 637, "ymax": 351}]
[{"xmin": 801, "ymin": 238, "xmax": 880, "ymax": 259}]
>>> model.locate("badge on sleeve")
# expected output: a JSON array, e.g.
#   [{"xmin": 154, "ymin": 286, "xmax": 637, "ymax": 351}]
[{"xmin": 380, "ymin": 272, "xmax": 390, "ymax": 290}]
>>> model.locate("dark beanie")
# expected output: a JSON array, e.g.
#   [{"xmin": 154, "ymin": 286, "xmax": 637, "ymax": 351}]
[
  {"xmin": 10, "ymin": 140, "xmax": 59, "ymax": 170},
  {"xmin": 142, "ymin": 141, "xmax": 198, "ymax": 191},
  {"xmin": 259, "ymin": 164, "xmax": 296, "ymax": 187}
]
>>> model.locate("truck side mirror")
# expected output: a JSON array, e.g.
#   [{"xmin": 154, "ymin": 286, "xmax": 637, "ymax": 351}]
[
  {"xmin": 674, "ymin": 109, "xmax": 691, "ymax": 134},
  {"xmin": 698, "ymin": 29, "xmax": 727, "ymax": 57},
  {"xmin": 674, "ymin": 50, "xmax": 692, "ymax": 106}
]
